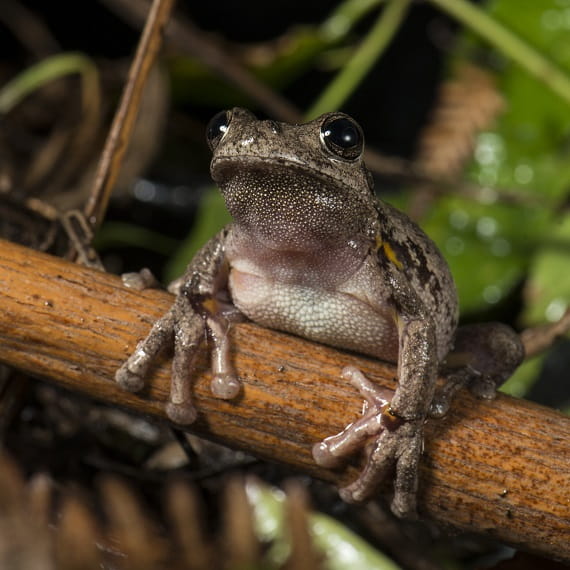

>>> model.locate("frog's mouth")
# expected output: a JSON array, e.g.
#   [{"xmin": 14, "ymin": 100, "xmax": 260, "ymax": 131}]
[{"xmin": 211, "ymin": 155, "xmax": 351, "ymax": 195}]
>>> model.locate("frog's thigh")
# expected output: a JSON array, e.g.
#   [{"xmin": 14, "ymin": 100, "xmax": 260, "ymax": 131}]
[{"xmin": 432, "ymin": 322, "xmax": 524, "ymax": 417}]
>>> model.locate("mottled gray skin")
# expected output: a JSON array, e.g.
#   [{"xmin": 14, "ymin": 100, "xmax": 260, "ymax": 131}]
[{"xmin": 116, "ymin": 108, "xmax": 524, "ymax": 518}]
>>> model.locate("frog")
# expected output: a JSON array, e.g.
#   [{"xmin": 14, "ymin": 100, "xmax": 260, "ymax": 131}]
[{"xmin": 115, "ymin": 107, "xmax": 524, "ymax": 518}]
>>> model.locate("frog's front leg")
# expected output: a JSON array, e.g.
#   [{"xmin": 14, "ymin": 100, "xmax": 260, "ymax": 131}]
[
  {"xmin": 115, "ymin": 228, "xmax": 241, "ymax": 424},
  {"xmin": 313, "ymin": 266, "xmax": 437, "ymax": 518}
]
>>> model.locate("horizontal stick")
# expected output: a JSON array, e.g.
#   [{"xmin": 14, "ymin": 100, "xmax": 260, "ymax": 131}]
[{"xmin": 0, "ymin": 239, "xmax": 568, "ymax": 561}]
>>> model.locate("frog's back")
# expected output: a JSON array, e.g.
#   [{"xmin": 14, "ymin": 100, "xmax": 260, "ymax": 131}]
[{"xmin": 377, "ymin": 200, "xmax": 458, "ymax": 359}]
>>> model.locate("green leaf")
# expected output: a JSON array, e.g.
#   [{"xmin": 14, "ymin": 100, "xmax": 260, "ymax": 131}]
[
  {"xmin": 168, "ymin": 0, "xmax": 387, "ymax": 109},
  {"xmin": 466, "ymin": 0, "xmax": 570, "ymax": 202},
  {"xmin": 0, "ymin": 52, "xmax": 98, "ymax": 113}
]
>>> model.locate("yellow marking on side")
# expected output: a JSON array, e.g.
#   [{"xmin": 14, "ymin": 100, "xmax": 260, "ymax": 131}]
[{"xmin": 376, "ymin": 236, "xmax": 404, "ymax": 270}]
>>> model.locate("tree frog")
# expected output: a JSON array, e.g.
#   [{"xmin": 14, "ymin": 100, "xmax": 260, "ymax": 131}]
[{"xmin": 116, "ymin": 108, "xmax": 524, "ymax": 517}]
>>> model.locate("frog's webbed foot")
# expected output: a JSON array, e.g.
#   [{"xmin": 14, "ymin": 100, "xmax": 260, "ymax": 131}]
[
  {"xmin": 168, "ymin": 293, "xmax": 242, "ymax": 423},
  {"xmin": 312, "ymin": 366, "xmax": 422, "ymax": 518},
  {"xmin": 430, "ymin": 322, "xmax": 524, "ymax": 418}
]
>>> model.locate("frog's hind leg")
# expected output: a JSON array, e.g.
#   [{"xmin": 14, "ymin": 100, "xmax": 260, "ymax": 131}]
[
  {"xmin": 430, "ymin": 322, "xmax": 524, "ymax": 418},
  {"xmin": 312, "ymin": 366, "xmax": 421, "ymax": 513}
]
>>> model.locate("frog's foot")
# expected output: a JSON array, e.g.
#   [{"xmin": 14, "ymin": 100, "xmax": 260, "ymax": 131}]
[
  {"xmin": 115, "ymin": 296, "xmax": 204, "ymax": 425},
  {"xmin": 312, "ymin": 366, "xmax": 391, "ymax": 468},
  {"xmin": 431, "ymin": 322, "xmax": 524, "ymax": 418},
  {"xmin": 313, "ymin": 366, "xmax": 421, "ymax": 518}
]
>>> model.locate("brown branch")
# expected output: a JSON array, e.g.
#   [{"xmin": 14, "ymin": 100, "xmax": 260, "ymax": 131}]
[{"xmin": 0, "ymin": 238, "xmax": 568, "ymax": 562}]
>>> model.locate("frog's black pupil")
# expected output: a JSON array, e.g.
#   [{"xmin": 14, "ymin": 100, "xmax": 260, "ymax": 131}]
[
  {"xmin": 324, "ymin": 118, "xmax": 360, "ymax": 148},
  {"xmin": 321, "ymin": 116, "xmax": 363, "ymax": 160},
  {"xmin": 206, "ymin": 110, "xmax": 230, "ymax": 148}
]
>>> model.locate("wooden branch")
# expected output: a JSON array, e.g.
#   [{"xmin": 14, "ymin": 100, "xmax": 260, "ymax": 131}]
[{"xmin": 0, "ymin": 239, "xmax": 568, "ymax": 562}]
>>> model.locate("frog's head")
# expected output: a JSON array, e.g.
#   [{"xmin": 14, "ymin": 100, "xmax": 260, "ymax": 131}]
[{"xmin": 207, "ymin": 108, "xmax": 376, "ymax": 252}]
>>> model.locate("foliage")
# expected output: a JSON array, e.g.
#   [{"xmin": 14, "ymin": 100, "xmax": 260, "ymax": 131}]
[
  {"xmin": 420, "ymin": 0, "xmax": 570, "ymax": 320},
  {"xmin": 247, "ymin": 481, "xmax": 402, "ymax": 570}
]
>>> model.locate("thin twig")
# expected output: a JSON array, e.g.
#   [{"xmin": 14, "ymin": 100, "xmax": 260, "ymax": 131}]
[
  {"xmin": 84, "ymin": 0, "xmax": 176, "ymax": 229},
  {"xmin": 100, "ymin": 0, "xmax": 301, "ymax": 123},
  {"xmin": 521, "ymin": 308, "xmax": 570, "ymax": 359}
]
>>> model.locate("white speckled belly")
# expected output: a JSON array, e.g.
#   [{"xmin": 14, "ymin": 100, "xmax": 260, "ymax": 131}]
[{"xmin": 229, "ymin": 268, "xmax": 399, "ymax": 362}]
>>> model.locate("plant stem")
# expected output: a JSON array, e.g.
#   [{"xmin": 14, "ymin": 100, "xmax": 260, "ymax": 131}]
[
  {"xmin": 306, "ymin": 0, "xmax": 412, "ymax": 119},
  {"xmin": 0, "ymin": 52, "xmax": 97, "ymax": 114},
  {"xmin": 429, "ymin": 0, "xmax": 570, "ymax": 106},
  {"xmin": 319, "ymin": 0, "xmax": 384, "ymax": 43}
]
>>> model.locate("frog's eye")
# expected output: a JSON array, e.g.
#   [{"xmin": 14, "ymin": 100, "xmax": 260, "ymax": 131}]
[
  {"xmin": 206, "ymin": 110, "xmax": 231, "ymax": 150},
  {"xmin": 320, "ymin": 115, "xmax": 364, "ymax": 161}
]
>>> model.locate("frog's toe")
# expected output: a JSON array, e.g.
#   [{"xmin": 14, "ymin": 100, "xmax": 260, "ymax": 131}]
[
  {"xmin": 331, "ymin": 419, "xmax": 423, "ymax": 517},
  {"xmin": 121, "ymin": 268, "xmax": 160, "ymax": 291},
  {"xmin": 115, "ymin": 366, "xmax": 145, "ymax": 392},
  {"xmin": 313, "ymin": 408, "xmax": 386, "ymax": 470},
  {"xmin": 210, "ymin": 373, "xmax": 241, "ymax": 399},
  {"xmin": 341, "ymin": 366, "xmax": 394, "ymax": 408},
  {"xmin": 314, "ymin": 367, "xmax": 397, "ymax": 490},
  {"xmin": 430, "ymin": 367, "xmax": 471, "ymax": 418},
  {"xmin": 338, "ymin": 429, "xmax": 396, "ymax": 504},
  {"xmin": 116, "ymin": 337, "xmax": 166, "ymax": 393},
  {"xmin": 165, "ymin": 402, "xmax": 198, "ymax": 425},
  {"xmin": 338, "ymin": 479, "xmax": 377, "ymax": 504},
  {"xmin": 312, "ymin": 441, "xmax": 345, "ymax": 469},
  {"xmin": 391, "ymin": 495, "xmax": 417, "ymax": 519}
]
